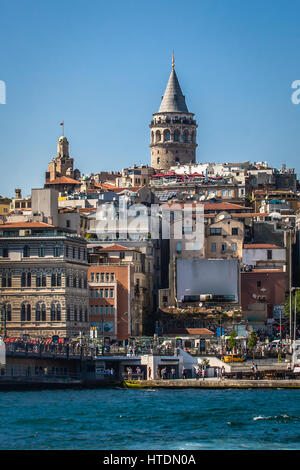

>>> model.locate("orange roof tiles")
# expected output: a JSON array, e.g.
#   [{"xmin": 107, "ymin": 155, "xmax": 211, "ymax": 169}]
[
  {"xmin": 47, "ymin": 176, "xmax": 80, "ymax": 185},
  {"xmin": 0, "ymin": 221, "xmax": 54, "ymax": 229},
  {"xmin": 97, "ymin": 244, "xmax": 137, "ymax": 252}
]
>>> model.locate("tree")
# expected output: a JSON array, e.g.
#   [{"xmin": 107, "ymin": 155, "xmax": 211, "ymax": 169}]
[
  {"xmin": 248, "ymin": 330, "xmax": 258, "ymax": 360},
  {"xmin": 227, "ymin": 329, "xmax": 237, "ymax": 351},
  {"xmin": 283, "ymin": 292, "xmax": 300, "ymax": 321}
]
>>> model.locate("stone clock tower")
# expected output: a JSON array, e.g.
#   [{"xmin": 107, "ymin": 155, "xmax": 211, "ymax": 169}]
[{"xmin": 150, "ymin": 55, "xmax": 197, "ymax": 170}]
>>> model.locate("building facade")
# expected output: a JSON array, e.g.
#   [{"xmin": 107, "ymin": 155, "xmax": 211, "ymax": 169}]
[{"xmin": 0, "ymin": 222, "xmax": 89, "ymax": 338}]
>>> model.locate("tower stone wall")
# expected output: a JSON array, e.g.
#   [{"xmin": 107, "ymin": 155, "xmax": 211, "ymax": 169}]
[{"xmin": 150, "ymin": 60, "xmax": 197, "ymax": 171}]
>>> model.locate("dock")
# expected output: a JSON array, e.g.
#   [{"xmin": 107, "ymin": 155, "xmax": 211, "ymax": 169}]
[{"xmin": 124, "ymin": 378, "xmax": 300, "ymax": 389}]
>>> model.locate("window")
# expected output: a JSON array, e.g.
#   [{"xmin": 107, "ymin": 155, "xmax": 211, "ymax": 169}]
[
  {"xmin": 57, "ymin": 273, "xmax": 61, "ymax": 287},
  {"xmin": 232, "ymin": 243, "xmax": 237, "ymax": 252},
  {"xmin": 21, "ymin": 304, "xmax": 31, "ymax": 321},
  {"xmin": 101, "ymin": 273, "xmax": 105, "ymax": 281},
  {"xmin": 53, "ymin": 245, "xmax": 61, "ymax": 257},
  {"xmin": 100, "ymin": 306, "xmax": 104, "ymax": 315},
  {"xmin": 267, "ymin": 250, "xmax": 272, "ymax": 260},
  {"xmin": 100, "ymin": 289, "xmax": 104, "ymax": 298},
  {"xmin": 257, "ymin": 281, "xmax": 262, "ymax": 288},
  {"xmin": 210, "ymin": 228, "xmax": 222, "ymax": 236},
  {"xmin": 176, "ymin": 242, "xmax": 182, "ymax": 253},
  {"xmin": 6, "ymin": 304, "xmax": 11, "ymax": 322},
  {"xmin": 105, "ymin": 306, "xmax": 109, "ymax": 315},
  {"xmin": 42, "ymin": 274, "xmax": 46, "ymax": 287},
  {"xmin": 91, "ymin": 273, "xmax": 95, "ymax": 282},
  {"xmin": 36, "ymin": 303, "xmax": 41, "ymax": 321},
  {"xmin": 105, "ymin": 288, "xmax": 109, "ymax": 298},
  {"xmin": 21, "ymin": 304, "xmax": 26, "ymax": 321},
  {"xmin": 27, "ymin": 272, "xmax": 31, "ymax": 287},
  {"xmin": 67, "ymin": 307, "xmax": 71, "ymax": 321},
  {"xmin": 39, "ymin": 245, "xmax": 45, "ymax": 257},
  {"xmin": 96, "ymin": 273, "xmax": 100, "ymax": 282},
  {"xmin": 110, "ymin": 306, "xmax": 114, "ymax": 315},
  {"xmin": 221, "ymin": 243, "xmax": 227, "ymax": 252},
  {"xmin": 90, "ymin": 306, "xmax": 93, "ymax": 315},
  {"xmin": 66, "ymin": 220, "xmax": 70, "ymax": 228},
  {"xmin": 2, "ymin": 247, "xmax": 8, "ymax": 258},
  {"xmin": 95, "ymin": 289, "xmax": 99, "ymax": 298},
  {"xmin": 232, "ymin": 228, "xmax": 238, "ymax": 235},
  {"xmin": 36, "ymin": 274, "xmax": 41, "ymax": 288},
  {"xmin": 211, "ymin": 242, "xmax": 216, "ymax": 252},
  {"xmin": 110, "ymin": 288, "xmax": 114, "ymax": 298},
  {"xmin": 106, "ymin": 273, "xmax": 109, "ymax": 282},
  {"xmin": 120, "ymin": 252, "xmax": 125, "ymax": 259},
  {"xmin": 21, "ymin": 272, "xmax": 26, "ymax": 287},
  {"xmin": 66, "ymin": 245, "xmax": 69, "ymax": 258},
  {"xmin": 23, "ymin": 245, "xmax": 30, "ymax": 258},
  {"xmin": 111, "ymin": 273, "xmax": 115, "ymax": 281},
  {"xmin": 90, "ymin": 289, "xmax": 93, "ymax": 298}
]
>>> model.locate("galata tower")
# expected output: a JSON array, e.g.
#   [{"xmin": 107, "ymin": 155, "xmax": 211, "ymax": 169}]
[{"xmin": 150, "ymin": 55, "xmax": 197, "ymax": 170}]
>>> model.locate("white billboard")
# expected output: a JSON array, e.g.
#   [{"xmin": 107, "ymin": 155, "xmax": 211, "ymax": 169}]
[{"xmin": 177, "ymin": 258, "xmax": 239, "ymax": 302}]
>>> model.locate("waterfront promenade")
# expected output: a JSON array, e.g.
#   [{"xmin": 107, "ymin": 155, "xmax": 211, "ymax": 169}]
[{"xmin": 124, "ymin": 377, "xmax": 300, "ymax": 389}]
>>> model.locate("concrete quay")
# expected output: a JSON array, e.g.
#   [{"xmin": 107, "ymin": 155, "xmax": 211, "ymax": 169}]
[{"xmin": 124, "ymin": 378, "xmax": 300, "ymax": 389}]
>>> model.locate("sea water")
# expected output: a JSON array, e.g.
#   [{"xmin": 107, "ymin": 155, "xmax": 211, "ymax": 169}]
[{"xmin": 0, "ymin": 388, "xmax": 299, "ymax": 450}]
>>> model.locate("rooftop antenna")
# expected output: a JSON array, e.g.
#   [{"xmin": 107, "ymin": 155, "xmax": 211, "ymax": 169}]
[{"xmin": 172, "ymin": 51, "xmax": 175, "ymax": 70}]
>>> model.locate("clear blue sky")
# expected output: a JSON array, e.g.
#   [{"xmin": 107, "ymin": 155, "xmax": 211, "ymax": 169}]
[{"xmin": 0, "ymin": 0, "xmax": 300, "ymax": 197}]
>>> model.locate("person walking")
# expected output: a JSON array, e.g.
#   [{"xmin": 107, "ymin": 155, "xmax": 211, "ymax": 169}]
[
  {"xmin": 148, "ymin": 366, "xmax": 152, "ymax": 380},
  {"xmin": 171, "ymin": 367, "xmax": 176, "ymax": 379},
  {"xmin": 182, "ymin": 366, "xmax": 187, "ymax": 379}
]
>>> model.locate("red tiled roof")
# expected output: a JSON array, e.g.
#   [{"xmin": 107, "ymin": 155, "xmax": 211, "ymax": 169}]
[
  {"xmin": 47, "ymin": 176, "xmax": 80, "ymax": 185},
  {"xmin": 204, "ymin": 202, "xmax": 247, "ymax": 210},
  {"xmin": 243, "ymin": 243, "xmax": 283, "ymax": 249},
  {"xmin": 165, "ymin": 328, "xmax": 214, "ymax": 336},
  {"xmin": 0, "ymin": 221, "xmax": 54, "ymax": 229},
  {"xmin": 97, "ymin": 244, "xmax": 136, "ymax": 252}
]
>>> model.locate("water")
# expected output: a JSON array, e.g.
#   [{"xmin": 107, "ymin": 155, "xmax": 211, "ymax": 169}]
[{"xmin": 0, "ymin": 388, "xmax": 300, "ymax": 450}]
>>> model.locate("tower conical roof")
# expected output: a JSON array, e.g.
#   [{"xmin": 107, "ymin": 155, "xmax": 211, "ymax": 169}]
[{"xmin": 158, "ymin": 68, "xmax": 189, "ymax": 113}]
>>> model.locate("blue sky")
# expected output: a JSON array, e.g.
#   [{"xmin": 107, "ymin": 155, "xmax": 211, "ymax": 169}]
[{"xmin": 0, "ymin": 0, "xmax": 300, "ymax": 197}]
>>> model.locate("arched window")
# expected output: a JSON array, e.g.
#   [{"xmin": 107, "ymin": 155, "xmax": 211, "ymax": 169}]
[
  {"xmin": 164, "ymin": 129, "xmax": 171, "ymax": 141},
  {"xmin": 51, "ymin": 303, "xmax": 56, "ymax": 321},
  {"xmin": 36, "ymin": 302, "xmax": 46, "ymax": 322},
  {"xmin": 57, "ymin": 303, "xmax": 61, "ymax": 321},
  {"xmin": 183, "ymin": 131, "xmax": 189, "ymax": 142},
  {"xmin": 36, "ymin": 303, "xmax": 41, "ymax": 321},
  {"xmin": 51, "ymin": 273, "xmax": 56, "ymax": 287},
  {"xmin": 22, "ymin": 304, "xmax": 31, "ymax": 321},
  {"xmin": 23, "ymin": 245, "xmax": 30, "ymax": 258},
  {"xmin": 21, "ymin": 272, "xmax": 26, "ymax": 287},
  {"xmin": 42, "ymin": 274, "xmax": 47, "ymax": 287},
  {"xmin": 7, "ymin": 304, "xmax": 11, "ymax": 322},
  {"xmin": 174, "ymin": 130, "xmax": 180, "ymax": 142},
  {"xmin": 21, "ymin": 304, "xmax": 26, "ymax": 321},
  {"xmin": 155, "ymin": 130, "xmax": 161, "ymax": 142},
  {"xmin": 41, "ymin": 303, "xmax": 46, "ymax": 321},
  {"xmin": 27, "ymin": 272, "xmax": 31, "ymax": 287},
  {"xmin": 57, "ymin": 273, "xmax": 61, "ymax": 287}
]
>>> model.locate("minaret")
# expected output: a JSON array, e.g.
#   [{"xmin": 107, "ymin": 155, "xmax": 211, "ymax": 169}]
[{"xmin": 150, "ymin": 54, "xmax": 197, "ymax": 170}]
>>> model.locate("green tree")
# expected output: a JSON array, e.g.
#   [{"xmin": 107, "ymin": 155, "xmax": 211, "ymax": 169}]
[
  {"xmin": 248, "ymin": 330, "xmax": 258, "ymax": 360},
  {"xmin": 283, "ymin": 291, "xmax": 300, "ymax": 320},
  {"xmin": 227, "ymin": 329, "xmax": 237, "ymax": 351}
]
